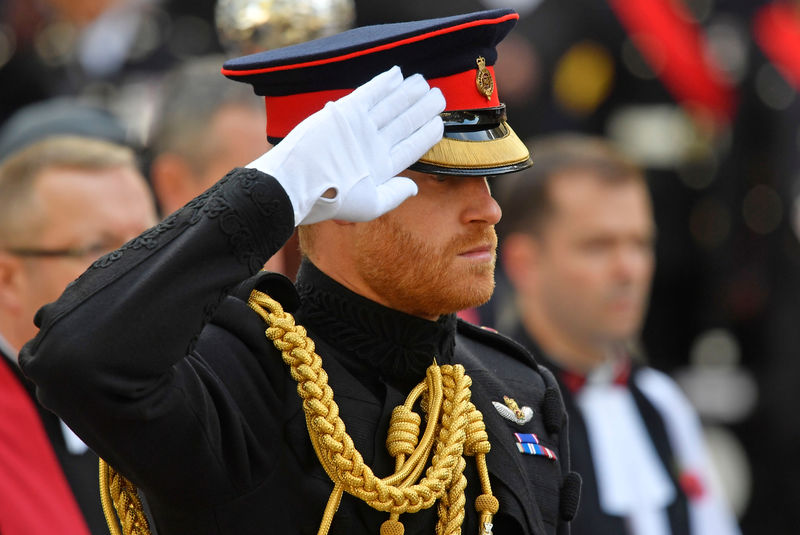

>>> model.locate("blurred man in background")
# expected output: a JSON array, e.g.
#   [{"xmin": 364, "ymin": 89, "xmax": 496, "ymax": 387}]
[
  {"xmin": 0, "ymin": 102, "xmax": 158, "ymax": 534},
  {"xmin": 147, "ymin": 55, "xmax": 293, "ymax": 276},
  {"xmin": 495, "ymin": 134, "xmax": 740, "ymax": 535},
  {"xmin": 148, "ymin": 55, "xmax": 266, "ymax": 216}
]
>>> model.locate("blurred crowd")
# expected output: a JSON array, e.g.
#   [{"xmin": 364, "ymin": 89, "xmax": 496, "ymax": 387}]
[{"xmin": 0, "ymin": 0, "xmax": 798, "ymax": 533}]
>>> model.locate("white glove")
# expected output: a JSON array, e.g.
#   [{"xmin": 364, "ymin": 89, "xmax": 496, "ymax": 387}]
[{"xmin": 247, "ymin": 66, "xmax": 445, "ymax": 225}]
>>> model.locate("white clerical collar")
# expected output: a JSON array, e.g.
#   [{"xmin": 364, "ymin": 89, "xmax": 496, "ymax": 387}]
[
  {"xmin": 0, "ymin": 332, "xmax": 18, "ymax": 365},
  {"xmin": 584, "ymin": 354, "xmax": 630, "ymax": 385},
  {"xmin": 576, "ymin": 372, "xmax": 675, "ymax": 535}
]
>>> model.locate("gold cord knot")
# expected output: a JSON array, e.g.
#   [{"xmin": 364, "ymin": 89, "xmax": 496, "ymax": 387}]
[
  {"xmin": 475, "ymin": 494, "xmax": 499, "ymax": 514},
  {"xmin": 464, "ymin": 402, "xmax": 491, "ymax": 456},
  {"xmin": 380, "ymin": 518, "xmax": 405, "ymax": 535},
  {"xmin": 386, "ymin": 406, "xmax": 422, "ymax": 458}
]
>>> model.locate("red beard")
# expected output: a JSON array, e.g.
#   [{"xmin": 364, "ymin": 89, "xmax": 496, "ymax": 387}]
[{"xmin": 354, "ymin": 214, "xmax": 497, "ymax": 319}]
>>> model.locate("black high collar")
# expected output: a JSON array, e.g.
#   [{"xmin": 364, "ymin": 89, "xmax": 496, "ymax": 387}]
[{"xmin": 294, "ymin": 260, "xmax": 457, "ymax": 391}]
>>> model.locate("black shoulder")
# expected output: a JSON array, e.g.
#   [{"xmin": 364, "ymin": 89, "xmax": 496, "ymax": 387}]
[
  {"xmin": 456, "ymin": 318, "xmax": 540, "ymax": 369},
  {"xmin": 230, "ymin": 270, "xmax": 300, "ymax": 312},
  {"xmin": 206, "ymin": 270, "xmax": 300, "ymax": 351}
]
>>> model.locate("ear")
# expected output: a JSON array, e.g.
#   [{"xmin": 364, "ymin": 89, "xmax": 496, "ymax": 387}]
[
  {"xmin": 149, "ymin": 154, "xmax": 199, "ymax": 216},
  {"xmin": 0, "ymin": 251, "xmax": 24, "ymax": 313},
  {"xmin": 500, "ymin": 232, "xmax": 540, "ymax": 294},
  {"xmin": 307, "ymin": 219, "xmax": 357, "ymax": 276},
  {"xmin": 262, "ymin": 248, "xmax": 286, "ymax": 274}
]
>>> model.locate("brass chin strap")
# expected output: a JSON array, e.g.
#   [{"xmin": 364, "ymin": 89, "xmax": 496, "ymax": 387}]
[
  {"xmin": 248, "ymin": 289, "xmax": 498, "ymax": 535},
  {"xmin": 98, "ymin": 289, "xmax": 498, "ymax": 535}
]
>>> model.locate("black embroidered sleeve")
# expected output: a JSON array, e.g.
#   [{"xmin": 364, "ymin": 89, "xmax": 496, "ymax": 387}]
[
  {"xmin": 92, "ymin": 168, "xmax": 289, "ymax": 273},
  {"xmin": 20, "ymin": 167, "xmax": 294, "ymax": 422}
]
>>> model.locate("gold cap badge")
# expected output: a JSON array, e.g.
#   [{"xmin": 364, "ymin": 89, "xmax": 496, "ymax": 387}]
[{"xmin": 475, "ymin": 56, "xmax": 494, "ymax": 99}]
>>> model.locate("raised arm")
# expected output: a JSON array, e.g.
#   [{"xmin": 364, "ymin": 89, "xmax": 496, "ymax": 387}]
[{"xmin": 19, "ymin": 66, "xmax": 443, "ymax": 490}]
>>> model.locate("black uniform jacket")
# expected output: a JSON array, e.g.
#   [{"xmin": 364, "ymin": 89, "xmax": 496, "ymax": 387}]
[
  {"xmin": 20, "ymin": 168, "xmax": 578, "ymax": 534},
  {"xmin": 510, "ymin": 324, "xmax": 690, "ymax": 535}
]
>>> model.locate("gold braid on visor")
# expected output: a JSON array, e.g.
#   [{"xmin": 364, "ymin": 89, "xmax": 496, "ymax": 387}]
[{"xmin": 411, "ymin": 105, "xmax": 532, "ymax": 177}]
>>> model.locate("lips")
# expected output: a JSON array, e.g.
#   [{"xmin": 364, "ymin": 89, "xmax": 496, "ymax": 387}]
[
  {"xmin": 452, "ymin": 228, "xmax": 497, "ymax": 260},
  {"xmin": 460, "ymin": 244, "xmax": 493, "ymax": 256},
  {"xmin": 457, "ymin": 242, "xmax": 496, "ymax": 263}
]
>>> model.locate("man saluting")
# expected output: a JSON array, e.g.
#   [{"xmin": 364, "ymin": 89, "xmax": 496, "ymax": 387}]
[{"xmin": 21, "ymin": 9, "xmax": 579, "ymax": 535}]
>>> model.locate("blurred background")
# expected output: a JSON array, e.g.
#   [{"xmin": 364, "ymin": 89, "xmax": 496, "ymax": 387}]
[{"xmin": 0, "ymin": 0, "xmax": 798, "ymax": 532}]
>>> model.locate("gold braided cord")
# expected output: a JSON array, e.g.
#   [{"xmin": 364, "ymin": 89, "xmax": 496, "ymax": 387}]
[
  {"xmin": 247, "ymin": 289, "xmax": 498, "ymax": 535},
  {"xmin": 94, "ymin": 287, "xmax": 498, "ymax": 535},
  {"xmin": 98, "ymin": 458, "xmax": 151, "ymax": 535}
]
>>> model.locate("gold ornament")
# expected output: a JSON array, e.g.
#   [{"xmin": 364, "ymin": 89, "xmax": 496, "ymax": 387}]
[
  {"xmin": 215, "ymin": 0, "xmax": 356, "ymax": 55},
  {"xmin": 475, "ymin": 56, "xmax": 494, "ymax": 99},
  {"xmin": 503, "ymin": 395, "xmax": 525, "ymax": 420}
]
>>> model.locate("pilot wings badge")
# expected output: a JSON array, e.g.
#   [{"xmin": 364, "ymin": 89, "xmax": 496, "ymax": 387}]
[{"xmin": 492, "ymin": 395, "xmax": 534, "ymax": 425}]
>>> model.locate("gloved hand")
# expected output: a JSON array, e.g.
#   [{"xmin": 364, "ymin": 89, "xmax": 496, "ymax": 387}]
[{"xmin": 247, "ymin": 66, "xmax": 445, "ymax": 225}]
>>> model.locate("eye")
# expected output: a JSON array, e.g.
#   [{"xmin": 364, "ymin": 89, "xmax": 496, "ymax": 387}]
[{"xmin": 435, "ymin": 175, "xmax": 450, "ymax": 183}]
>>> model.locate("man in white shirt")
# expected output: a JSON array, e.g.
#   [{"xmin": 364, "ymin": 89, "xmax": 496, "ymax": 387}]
[{"xmin": 496, "ymin": 133, "xmax": 740, "ymax": 535}]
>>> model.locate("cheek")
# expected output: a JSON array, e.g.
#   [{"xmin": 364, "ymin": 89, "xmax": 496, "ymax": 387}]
[
  {"xmin": 640, "ymin": 254, "xmax": 656, "ymax": 283},
  {"xmin": 538, "ymin": 261, "xmax": 586, "ymax": 305},
  {"xmin": 391, "ymin": 187, "xmax": 452, "ymax": 231},
  {"xmin": 548, "ymin": 251, "xmax": 604, "ymax": 290},
  {"xmin": 397, "ymin": 217, "xmax": 451, "ymax": 255},
  {"xmin": 38, "ymin": 264, "xmax": 89, "ymax": 304},
  {"xmin": 402, "ymin": 209, "xmax": 439, "ymax": 235}
]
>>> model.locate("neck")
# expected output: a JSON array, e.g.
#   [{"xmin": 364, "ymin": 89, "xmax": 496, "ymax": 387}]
[
  {"xmin": 294, "ymin": 260, "xmax": 457, "ymax": 390},
  {"xmin": 518, "ymin": 298, "xmax": 615, "ymax": 375},
  {"xmin": 309, "ymin": 243, "xmax": 441, "ymax": 322}
]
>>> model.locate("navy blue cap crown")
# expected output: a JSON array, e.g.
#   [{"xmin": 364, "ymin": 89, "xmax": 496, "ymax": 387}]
[
  {"xmin": 222, "ymin": 9, "xmax": 517, "ymax": 95},
  {"xmin": 222, "ymin": 8, "xmax": 532, "ymax": 176}
]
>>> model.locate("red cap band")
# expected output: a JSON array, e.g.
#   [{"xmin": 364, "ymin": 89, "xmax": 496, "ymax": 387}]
[{"xmin": 265, "ymin": 67, "xmax": 499, "ymax": 139}]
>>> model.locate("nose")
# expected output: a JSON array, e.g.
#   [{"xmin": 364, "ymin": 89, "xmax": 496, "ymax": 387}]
[{"xmin": 460, "ymin": 177, "xmax": 502, "ymax": 225}]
